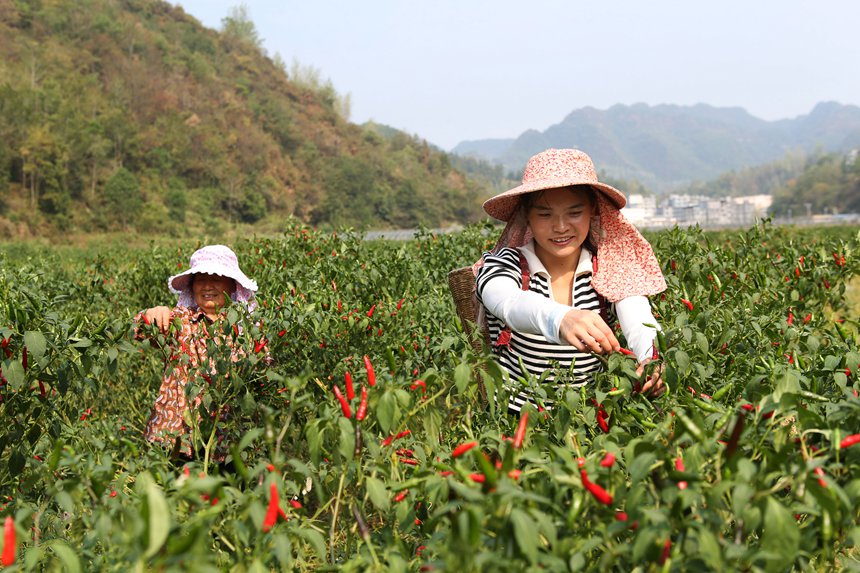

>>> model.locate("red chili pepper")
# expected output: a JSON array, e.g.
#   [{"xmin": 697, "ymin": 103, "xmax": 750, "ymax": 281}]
[
  {"xmin": 580, "ymin": 469, "xmax": 612, "ymax": 505},
  {"xmin": 494, "ymin": 329, "xmax": 512, "ymax": 348},
  {"xmin": 277, "ymin": 328, "xmax": 287, "ymax": 338},
  {"xmin": 394, "ymin": 490, "xmax": 409, "ymax": 502},
  {"xmin": 823, "ymin": 279, "xmax": 831, "ymax": 289},
  {"xmin": 400, "ymin": 458, "xmax": 419, "ymax": 466},
  {"xmin": 410, "ymin": 379, "xmax": 426, "ymax": 394},
  {"xmin": 363, "ymin": 355, "xmax": 376, "ymax": 387},
  {"xmin": 615, "ymin": 511, "xmax": 628, "ymax": 521},
  {"xmin": 680, "ymin": 298, "xmax": 694, "ymax": 312},
  {"xmin": 675, "ymin": 457, "xmax": 688, "ymax": 489},
  {"xmin": 38, "ymin": 380, "xmax": 46, "ymax": 399},
  {"xmin": 513, "ymin": 412, "xmax": 529, "ymax": 449},
  {"xmin": 597, "ymin": 409, "xmax": 609, "ymax": 433},
  {"xmin": 659, "ymin": 538, "xmax": 671, "ymax": 565},
  {"xmin": 670, "ymin": 260, "xmax": 676, "ymax": 271},
  {"xmin": 396, "ymin": 298, "xmax": 405, "ymax": 310},
  {"xmin": 814, "ymin": 467, "xmax": 827, "ymax": 488},
  {"xmin": 834, "ymin": 252, "xmax": 846, "ymax": 267},
  {"xmin": 787, "ymin": 311, "xmax": 794, "ymax": 326},
  {"xmin": 795, "ymin": 266, "xmax": 801, "ymax": 278},
  {"xmin": 141, "ymin": 313, "xmax": 151, "ymax": 325},
  {"xmin": 617, "ymin": 347, "xmax": 636, "ymax": 357},
  {"xmin": 367, "ymin": 304, "xmax": 376, "ymax": 318},
  {"xmin": 452, "ymin": 441, "xmax": 478, "ymax": 458},
  {"xmin": 333, "ymin": 385, "xmax": 351, "ymax": 418},
  {"xmin": 840, "ymin": 434, "xmax": 860, "ymax": 449},
  {"xmin": 599, "ymin": 452, "xmax": 616, "ymax": 468},
  {"xmin": 2, "ymin": 516, "xmax": 14, "ymax": 566},
  {"xmin": 356, "ymin": 386, "xmax": 368, "ymax": 421},
  {"xmin": 381, "ymin": 429, "xmax": 411, "ymax": 447},
  {"xmin": 468, "ymin": 473, "xmax": 486, "ymax": 483},
  {"xmin": 254, "ymin": 339, "xmax": 266, "ymax": 354},
  {"xmin": 345, "ymin": 371, "xmax": 355, "ymax": 401},
  {"xmin": 508, "ymin": 469, "xmax": 522, "ymax": 480},
  {"xmin": 22, "ymin": 347, "xmax": 28, "ymax": 371},
  {"xmin": 262, "ymin": 482, "xmax": 288, "ymax": 532},
  {"xmin": 289, "ymin": 499, "xmax": 302, "ymax": 509}
]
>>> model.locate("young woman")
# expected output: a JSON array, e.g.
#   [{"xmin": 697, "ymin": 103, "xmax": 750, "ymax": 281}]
[
  {"xmin": 136, "ymin": 244, "xmax": 258, "ymax": 459},
  {"xmin": 475, "ymin": 149, "xmax": 666, "ymax": 413}
]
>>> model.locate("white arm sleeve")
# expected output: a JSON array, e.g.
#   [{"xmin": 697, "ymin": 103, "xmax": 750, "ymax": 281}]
[
  {"xmin": 615, "ymin": 295, "xmax": 661, "ymax": 362},
  {"xmin": 479, "ymin": 275, "xmax": 570, "ymax": 344}
]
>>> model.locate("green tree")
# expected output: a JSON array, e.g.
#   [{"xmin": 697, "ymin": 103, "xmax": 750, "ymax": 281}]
[
  {"xmin": 103, "ymin": 167, "xmax": 142, "ymax": 229},
  {"xmin": 221, "ymin": 4, "xmax": 261, "ymax": 50}
]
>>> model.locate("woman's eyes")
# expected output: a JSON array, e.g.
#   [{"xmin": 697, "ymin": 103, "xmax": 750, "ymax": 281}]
[{"xmin": 536, "ymin": 211, "xmax": 583, "ymax": 218}]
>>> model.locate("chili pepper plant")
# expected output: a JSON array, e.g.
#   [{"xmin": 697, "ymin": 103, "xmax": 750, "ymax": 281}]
[{"xmin": 0, "ymin": 220, "xmax": 858, "ymax": 571}]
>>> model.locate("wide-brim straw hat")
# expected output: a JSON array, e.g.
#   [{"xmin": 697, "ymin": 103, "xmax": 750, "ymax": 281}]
[
  {"xmin": 483, "ymin": 149, "xmax": 626, "ymax": 221},
  {"xmin": 168, "ymin": 245, "xmax": 257, "ymax": 305}
]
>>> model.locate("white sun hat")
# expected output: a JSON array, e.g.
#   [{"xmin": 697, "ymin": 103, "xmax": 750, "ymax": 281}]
[{"xmin": 168, "ymin": 245, "xmax": 257, "ymax": 308}]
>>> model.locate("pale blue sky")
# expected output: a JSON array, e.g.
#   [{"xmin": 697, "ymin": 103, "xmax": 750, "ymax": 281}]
[{"xmin": 172, "ymin": 1, "xmax": 860, "ymax": 150}]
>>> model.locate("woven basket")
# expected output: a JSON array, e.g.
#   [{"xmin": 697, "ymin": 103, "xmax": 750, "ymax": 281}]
[{"xmin": 447, "ymin": 266, "xmax": 489, "ymax": 353}]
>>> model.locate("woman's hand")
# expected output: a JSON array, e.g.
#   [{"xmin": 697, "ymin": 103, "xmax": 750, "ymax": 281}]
[
  {"xmin": 636, "ymin": 359, "xmax": 665, "ymax": 396},
  {"xmin": 142, "ymin": 306, "xmax": 173, "ymax": 334},
  {"xmin": 558, "ymin": 309, "xmax": 620, "ymax": 354}
]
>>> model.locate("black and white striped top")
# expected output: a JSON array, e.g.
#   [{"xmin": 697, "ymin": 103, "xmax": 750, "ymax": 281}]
[{"xmin": 476, "ymin": 245, "xmax": 615, "ymax": 412}]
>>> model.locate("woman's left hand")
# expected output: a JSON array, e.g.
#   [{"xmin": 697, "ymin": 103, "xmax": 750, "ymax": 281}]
[{"xmin": 636, "ymin": 359, "xmax": 665, "ymax": 396}]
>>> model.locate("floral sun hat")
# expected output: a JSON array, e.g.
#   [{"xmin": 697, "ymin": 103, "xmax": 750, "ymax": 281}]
[
  {"xmin": 168, "ymin": 245, "xmax": 258, "ymax": 309},
  {"xmin": 482, "ymin": 148, "xmax": 626, "ymax": 221},
  {"xmin": 477, "ymin": 149, "xmax": 666, "ymax": 303}
]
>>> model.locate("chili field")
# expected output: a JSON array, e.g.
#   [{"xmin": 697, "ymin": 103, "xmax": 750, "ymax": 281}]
[{"xmin": 1, "ymin": 221, "xmax": 859, "ymax": 572}]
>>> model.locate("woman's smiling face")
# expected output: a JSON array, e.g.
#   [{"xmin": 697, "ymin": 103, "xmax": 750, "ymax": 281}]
[
  {"xmin": 526, "ymin": 186, "xmax": 594, "ymax": 269},
  {"xmin": 192, "ymin": 273, "xmax": 235, "ymax": 317}
]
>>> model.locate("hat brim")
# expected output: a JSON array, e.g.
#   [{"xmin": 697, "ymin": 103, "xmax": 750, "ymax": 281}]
[
  {"xmin": 483, "ymin": 178, "xmax": 626, "ymax": 222},
  {"xmin": 168, "ymin": 263, "xmax": 258, "ymax": 299}
]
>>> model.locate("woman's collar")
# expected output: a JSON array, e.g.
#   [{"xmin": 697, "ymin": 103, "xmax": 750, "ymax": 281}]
[{"xmin": 519, "ymin": 240, "xmax": 593, "ymax": 278}]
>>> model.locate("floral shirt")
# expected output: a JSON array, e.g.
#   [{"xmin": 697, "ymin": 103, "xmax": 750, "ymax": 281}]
[{"xmin": 139, "ymin": 306, "xmax": 242, "ymax": 458}]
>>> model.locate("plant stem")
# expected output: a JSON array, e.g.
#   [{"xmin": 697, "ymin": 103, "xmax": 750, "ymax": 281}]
[{"xmin": 329, "ymin": 469, "xmax": 347, "ymax": 564}]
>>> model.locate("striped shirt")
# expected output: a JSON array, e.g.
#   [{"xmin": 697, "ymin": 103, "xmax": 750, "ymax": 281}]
[{"xmin": 476, "ymin": 244, "xmax": 616, "ymax": 412}]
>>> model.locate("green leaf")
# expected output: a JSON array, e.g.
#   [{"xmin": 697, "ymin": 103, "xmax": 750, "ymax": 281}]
[
  {"xmin": 695, "ymin": 527, "xmax": 723, "ymax": 571},
  {"xmin": 45, "ymin": 540, "xmax": 81, "ymax": 573},
  {"xmin": 24, "ymin": 331, "xmax": 47, "ymax": 362},
  {"xmin": 3, "ymin": 360, "xmax": 25, "ymax": 390},
  {"xmin": 295, "ymin": 528, "xmax": 326, "ymax": 558},
  {"xmin": 674, "ymin": 349, "xmax": 691, "ymax": 376},
  {"xmin": 139, "ymin": 472, "xmax": 171, "ymax": 559},
  {"xmin": 510, "ymin": 508, "xmax": 538, "ymax": 563},
  {"xmin": 337, "ymin": 417, "xmax": 355, "ymax": 461},
  {"xmin": 454, "ymin": 362, "xmax": 471, "ymax": 394},
  {"xmin": 377, "ymin": 392, "xmax": 398, "ymax": 435},
  {"xmin": 365, "ymin": 476, "xmax": 390, "ymax": 512},
  {"xmin": 760, "ymin": 497, "xmax": 799, "ymax": 570}
]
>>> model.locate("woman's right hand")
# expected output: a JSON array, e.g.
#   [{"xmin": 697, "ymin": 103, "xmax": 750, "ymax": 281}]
[
  {"xmin": 142, "ymin": 306, "xmax": 173, "ymax": 334},
  {"xmin": 558, "ymin": 309, "xmax": 620, "ymax": 354}
]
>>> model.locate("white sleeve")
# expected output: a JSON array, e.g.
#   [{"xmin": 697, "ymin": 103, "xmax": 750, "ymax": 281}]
[
  {"xmin": 615, "ymin": 295, "xmax": 661, "ymax": 362},
  {"xmin": 479, "ymin": 275, "xmax": 570, "ymax": 344}
]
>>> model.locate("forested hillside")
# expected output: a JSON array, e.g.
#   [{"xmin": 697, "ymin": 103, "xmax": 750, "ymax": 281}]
[
  {"xmin": 769, "ymin": 151, "xmax": 860, "ymax": 216},
  {"xmin": 0, "ymin": 0, "xmax": 486, "ymax": 238}
]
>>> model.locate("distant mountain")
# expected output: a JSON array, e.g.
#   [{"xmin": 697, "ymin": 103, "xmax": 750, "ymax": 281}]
[{"xmin": 452, "ymin": 102, "xmax": 860, "ymax": 192}]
